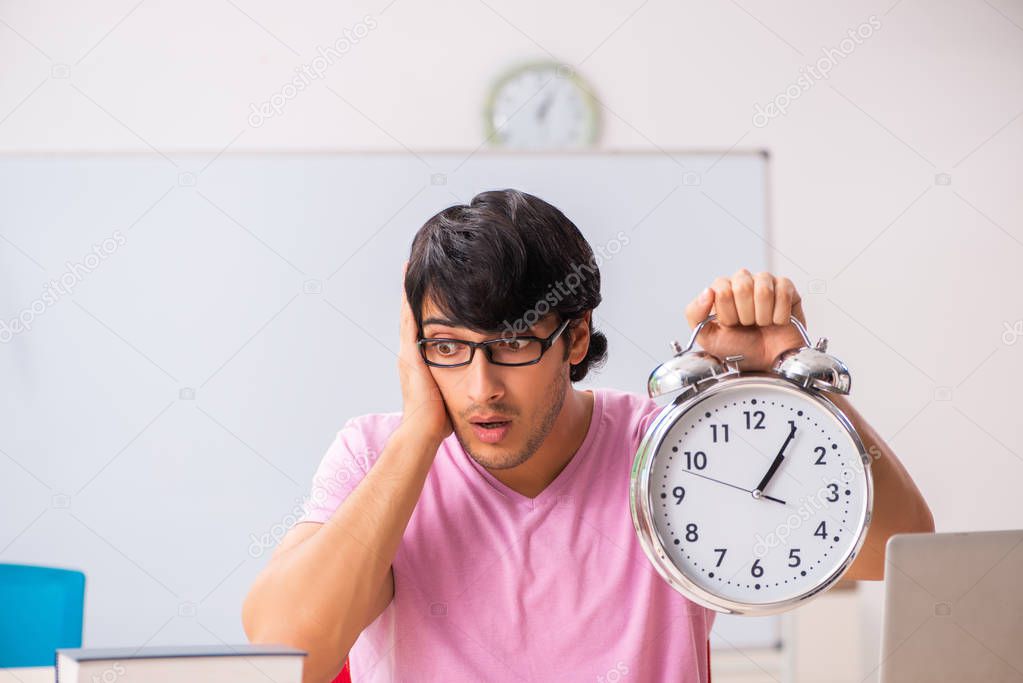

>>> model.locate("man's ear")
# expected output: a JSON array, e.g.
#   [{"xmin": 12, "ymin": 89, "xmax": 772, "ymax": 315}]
[{"xmin": 567, "ymin": 311, "xmax": 592, "ymax": 366}]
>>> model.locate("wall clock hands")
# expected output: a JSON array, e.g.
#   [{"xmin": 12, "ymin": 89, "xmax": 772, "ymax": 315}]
[
  {"xmin": 680, "ymin": 468, "xmax": 787, "ymax": 505},
  {"xmin": 752, "ymin": 422, "xmax": 796, "ymax": 499}
]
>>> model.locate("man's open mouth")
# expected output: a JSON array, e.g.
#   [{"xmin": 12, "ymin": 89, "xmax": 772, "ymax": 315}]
[
  {"xmin": 468, "ymin": 415, "xmax": 513, "ymax": 443},
  {"xmin": 469, "ymin": 415, "xmax": 513, "ymax": 428}
]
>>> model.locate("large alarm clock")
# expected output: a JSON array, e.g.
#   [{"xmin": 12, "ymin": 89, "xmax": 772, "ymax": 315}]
[{"xmin": 630, "ymin": 314, "xmax": 873, "ymax": 615}]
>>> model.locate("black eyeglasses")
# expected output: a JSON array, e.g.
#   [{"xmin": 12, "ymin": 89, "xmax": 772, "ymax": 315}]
[{"xmin": 418, "ymin": 318, "xmax": 572, "ymax": 368}]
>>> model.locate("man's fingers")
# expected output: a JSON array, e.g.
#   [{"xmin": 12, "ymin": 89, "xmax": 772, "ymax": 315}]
[
  {"xmin": 399, "ymin": 260, "xmax": 418, "ymax": 366},
  {"xmin": 753, "ymin": 272, "xmax": 775, "ymax": 326},
  {"xmin": 730, "ymin": 269, "xmax": 756, "ymax": 326},
  {"xmin": 711, "ymin": 276, "xmax": 738, "ymax": 325},
  {"xmin": 772, "ymin": 277, "xmax": 791, "ymax": 325},
  {"xmin": 773, "ymin": 277, "xmax": 804, "ymax": 326},
  {"xmin": 399, "ymin": 262, "xmax": 410, "ymax": 330},
  {"xmin": 792, "ymin": 291, "xmax": 805, "ymax": 326},
  {"xmin": 685, "ymin": 287, "xmax": 715, "ymax": 330}
]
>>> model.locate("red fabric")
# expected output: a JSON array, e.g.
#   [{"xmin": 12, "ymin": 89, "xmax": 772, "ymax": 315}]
[{"xmin": 329, "ymin": 658, "xmax": 351, "ymax": 683}]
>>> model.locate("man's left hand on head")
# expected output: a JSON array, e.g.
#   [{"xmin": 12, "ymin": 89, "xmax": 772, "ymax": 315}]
[{"xmin": 684, "ymin": 269, "xmax": 807, "ymax": 372}]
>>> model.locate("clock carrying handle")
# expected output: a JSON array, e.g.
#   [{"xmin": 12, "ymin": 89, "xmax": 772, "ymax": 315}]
[{"xmin": 678, "ymin": 313, "xmax": 812, "ymax": 356}]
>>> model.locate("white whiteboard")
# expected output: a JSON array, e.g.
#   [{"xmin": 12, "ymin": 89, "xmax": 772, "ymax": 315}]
[{"xmin": 0, "ymin": 151, "xmax": 778, "ymax": 652}]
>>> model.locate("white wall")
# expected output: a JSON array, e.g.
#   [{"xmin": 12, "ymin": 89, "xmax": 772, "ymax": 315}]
[{"xmin": 2, "ymin": 0, "xmax": 1021, "ymax": 679}]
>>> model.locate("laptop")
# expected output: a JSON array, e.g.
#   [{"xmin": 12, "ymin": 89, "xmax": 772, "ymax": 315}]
[{"xmin": 879, "ymin": 529, "xmax": 1023, "ymax": 682}]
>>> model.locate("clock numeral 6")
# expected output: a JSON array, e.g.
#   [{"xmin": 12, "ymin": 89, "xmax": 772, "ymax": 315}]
[
  {"xmin": 751, "ymin": 558, "xmax": 764, "ymax": 578},
  {"xmin": 788, "ymin": 548, "xmax": 801, "ymax": 567},
  {"xmin": 684, "ymin": 450, "xmax": 707, "ymax": 470}
]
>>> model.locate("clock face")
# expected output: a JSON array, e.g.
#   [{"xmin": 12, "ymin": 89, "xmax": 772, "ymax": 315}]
[
  {"xmin": 634, "ymin": 377, "xmax": 871, "ymax": 614},
  {"xmin": 485, "ymin": 62, "xmax": 598, "ymax": 148}
]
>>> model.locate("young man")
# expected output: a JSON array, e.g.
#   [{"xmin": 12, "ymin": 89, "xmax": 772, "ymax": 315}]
[{"xmin": 242, "ymin": 190, "xmax": 934, "ymax": 683}]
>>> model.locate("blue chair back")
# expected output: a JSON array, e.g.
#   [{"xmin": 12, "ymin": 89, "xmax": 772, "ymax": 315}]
[{"xmin": 0, "ymin": 563, "xmax": 85, "ymax": 667}]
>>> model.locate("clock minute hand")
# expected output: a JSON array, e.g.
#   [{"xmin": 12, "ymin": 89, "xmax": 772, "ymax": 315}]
[
  {"xmin": 752, "ymin": 423, "xmax": 796, "ymax": 499},
  {"xmin": 681, "ymin": 469, "xmax": 786, "ymax": 505}
]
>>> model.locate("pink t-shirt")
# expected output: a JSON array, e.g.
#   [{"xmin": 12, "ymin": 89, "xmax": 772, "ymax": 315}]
[{"xmin": 299, "ymin": 387, "xmax": 716, "ymax": 682}]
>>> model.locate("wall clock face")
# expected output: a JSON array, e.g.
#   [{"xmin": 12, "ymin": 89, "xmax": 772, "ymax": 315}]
[
  {"xmin": 632, "ymin": 376, "xmax": 872, "ymax": 615},
  {"xmin": 484, "ymin": 61, "xmax": 600, "ymax": 148}
]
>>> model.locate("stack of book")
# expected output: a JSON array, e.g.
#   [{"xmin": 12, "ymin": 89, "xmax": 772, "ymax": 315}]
[{"xmin": 55, "ymin": 644, "xmax": 306, "ymax": 682}]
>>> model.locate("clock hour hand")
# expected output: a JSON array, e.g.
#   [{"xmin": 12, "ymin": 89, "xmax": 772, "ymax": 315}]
[
  {"xmin": 752, "ymin": 422, "xmax": 796, "ymax": 499},
  {"xmin": 536, "ymin": 92, "xmax": 555, "ymax": 121}
]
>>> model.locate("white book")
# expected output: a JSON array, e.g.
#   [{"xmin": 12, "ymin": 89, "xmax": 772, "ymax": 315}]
[{"xmin": 55, "ymin": 644, "xmax": 306, "ymax": 682}]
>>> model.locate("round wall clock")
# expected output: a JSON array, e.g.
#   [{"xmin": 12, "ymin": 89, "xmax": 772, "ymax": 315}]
[{"xmin": 483, "ymin": 60, "xmax": 600, "ymax": 148}]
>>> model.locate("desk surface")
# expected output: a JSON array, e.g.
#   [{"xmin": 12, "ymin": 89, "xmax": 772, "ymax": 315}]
[{"xmin": 0, "ymin": 668, "xmax": 51, "ymax": 682}]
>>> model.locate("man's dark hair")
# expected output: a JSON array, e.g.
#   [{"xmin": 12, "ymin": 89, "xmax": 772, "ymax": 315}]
[{"xmin": 404, "ymin": 189, "xmax": 608, "ymax": 383}]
